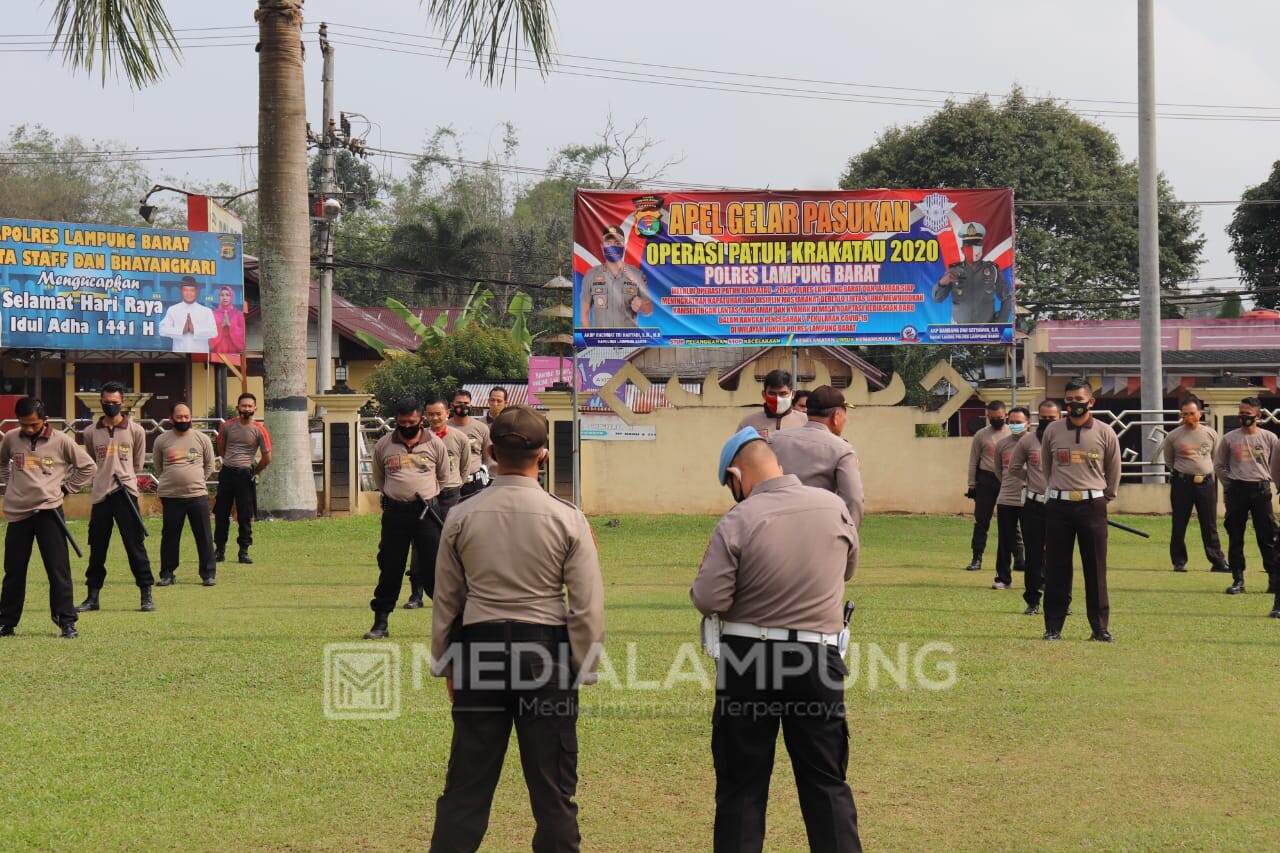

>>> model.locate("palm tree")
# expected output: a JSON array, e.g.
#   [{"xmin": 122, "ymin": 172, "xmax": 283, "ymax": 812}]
[{"xmin": 49, "ymin": 0, "xmax": 553, "ymax": 519}]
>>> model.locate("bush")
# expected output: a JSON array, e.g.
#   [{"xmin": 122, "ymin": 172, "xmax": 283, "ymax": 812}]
[{"xmin": 365, "ymin": 326, "xmax": 528, "ymax": 415}]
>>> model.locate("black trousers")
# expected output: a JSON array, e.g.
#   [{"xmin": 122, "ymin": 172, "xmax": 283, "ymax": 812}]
[
  {"xmin": 430, "ymin": 624, "xmax": 580, "ymax": 853},
  {"xmin": 160, "ymin": 496, "xmax": 216, "ymax": 581},
  {"xmin": 970, "ymin": 470, "xmax": 999, "ymax": 559},
  {"xmin": 1, "ymin": 509, "xmax": 76, "ymax": 628},
  {"xmin": 994, "ymin": 504, "xmax": 1024, "ymax": 585},
  {"xmin": 85, "ymin": 490, "xmax": 154, "ymax": 589},
  {"xmin": 1169, "ymin": 475, "xmax": 1227, "ymax": 571},
  {"xmin": 370, "ymin": 499, "xmax": 441, "ymax": 612},
  {"xmin": 1222, "ymin": 481, "xmax": 1279, "ymax": 579},
  {"xmin": 1021, "ymin": 499, "xmax": 1047, "ymax": 608},
  {"xmin": 213, "ymin": 466, "xmax": 256, "ymax": 551},
  {"xmin": 1044, "ymin": 498, "xmax": 1110, "ymax": 634},
  {"xmin": 712, "ymin": 636, "xmax": 862, "ymax": 853}
]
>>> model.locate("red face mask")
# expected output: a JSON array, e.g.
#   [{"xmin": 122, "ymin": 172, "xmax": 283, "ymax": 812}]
[{"xmin": 764, "ymin": 392, "xmax": 792, "ymax": 417}]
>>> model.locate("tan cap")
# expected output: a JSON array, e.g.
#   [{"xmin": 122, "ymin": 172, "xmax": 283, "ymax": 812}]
[
  {"xmin": 490, "ymin": 405, "xmax": 548, "ymax": 449},
  {"xmin": 807, "ymin": 385, "xmax": 849, "ymax": 415}
]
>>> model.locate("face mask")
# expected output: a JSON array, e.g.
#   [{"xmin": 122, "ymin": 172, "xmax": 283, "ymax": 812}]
[
  {"xmin": 1239, "ymin": 414, "xmax": 1257, "ymax": 427},
  {"xmin": 602, "ymin": 244, "xmax": 626, "ymax": 263},
  {"xmin": 452, "ymin": 404, "xmax": 470, "ymax": 419},
  {"xmin": 102, "ymin": 402, "xmax": 122, "ymax": 417},
  {"xmin": 1008, "ymin": 422, "xmax": 1027, "ymax": 435},
  {"xmin": 964, "ymin": 245, "xmax": 983, "ymax": 263},
  {"xmin": 1064, "ymin": 401, "xmax": 1090, "ymax": 419},
  {"xmin": 1036, "ymin": 418, "xmax": 1057, "ymax": 439},
  {"xmin": 397, "ymin": 424, "xmax": 421, "ymax": 440},
  {"xmin": 989, "ymin": 417, "xmax": 1006, "ymax": 430},
  {"xmin": 173, "ymin": 421, "xmax": 192, "ymax": 433},
  {"xmin": 239, "ymin": 410, "xmax": 253, "ymax": 421},
  {"xmin": 765, "ymin": 393, "xmax": 791, "ymax": 416},
  {"xmin": 725, "ymin": 469, "xmax": 746, "ymax": 504},
  {"xmin": 20, "ymin": 422, "xmax": 44, "ymax": 439}
]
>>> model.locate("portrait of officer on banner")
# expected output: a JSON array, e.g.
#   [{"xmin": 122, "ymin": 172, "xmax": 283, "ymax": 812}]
[
  {"xmin": 579, "ymin": 224, "xmax": 654, "ymax": 328},
  {"xmin": 932, "ymin": 221, "xmax": 1013, "ymax": 325}
]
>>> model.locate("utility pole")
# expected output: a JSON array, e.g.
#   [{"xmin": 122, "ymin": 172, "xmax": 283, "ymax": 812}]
[
  {"xmin": 315, "ymin": 23, "xmax": 337, "ymax": 415},
  {"xmin": 1138, "ymin": 0, "xmax": 1163, "ymax": 481}
]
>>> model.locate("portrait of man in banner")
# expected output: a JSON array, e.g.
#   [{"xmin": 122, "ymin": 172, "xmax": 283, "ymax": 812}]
[
  {"xmin": 579, "ymin": 225, "xmax": 654, "ymax": 328},
  {"xmin": 208, "ymin": 285, "xmax": 246, "ymax": 355},
  {"xmin": 158, "ymin": 275, "xmax": 218, "ymax": 353},
  {"xmin": 932, "ymin": 221, "xmax": 1014, "ymax": 325}
]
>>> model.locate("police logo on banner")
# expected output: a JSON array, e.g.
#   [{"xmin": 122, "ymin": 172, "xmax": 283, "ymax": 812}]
[{"xmin": 916, "ymin": 192, "xmax": 956, "ymax": 236}]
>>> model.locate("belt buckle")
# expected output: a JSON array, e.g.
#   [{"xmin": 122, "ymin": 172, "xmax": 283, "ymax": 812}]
[
  {"xmin": 1068, "ymin": 490, "xmax": 1083, "ymax": 501},
  {"xmin": 1193, "ymin": 475, "xmax": 1205, "ymax": 484}
]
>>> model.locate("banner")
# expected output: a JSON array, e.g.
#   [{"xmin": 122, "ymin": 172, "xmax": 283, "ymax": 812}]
[
  {"xmin": 573, "ymin": 189, "xmax": 1015, "ymax": 347},
  {"xmin": 0, "ymin": 217, "xmax": 245, "ymax": 353}
]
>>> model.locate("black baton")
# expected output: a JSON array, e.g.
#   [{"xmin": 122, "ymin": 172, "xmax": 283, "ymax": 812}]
[
  {"xmin": 49, "ymin": 508, "xmax": 84, "ymax": 558},
  {"xmin": 418, "ymin": 500, "xmax": 445, "ymax": 529},
  {"xmin": 113, "ymin": 474, "xmax": 149, "ymax": 538},
  {"xmin": 1107, "ymin": 519, "xmax": 1151, "ymax": 539},
  {"xmin": 842, "ymin": 600, "xmax": 856, "ymax": 627}
]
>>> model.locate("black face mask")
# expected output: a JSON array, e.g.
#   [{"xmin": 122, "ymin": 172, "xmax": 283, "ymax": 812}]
[
  {"xmin": 727, "ymin": 475, "xmax": 746, "ymax": 504},
  {"xmin": 452, "ymin": 404, "xmax": 470, "ymax": 419},
  {"xmin": 1036, "ymin": 418, "xmax": 1058, "ymax": 439},
  {"xmin": 1064, "ymin": 401, "xmax": 1090, "ymax": 419},
  {"xmin": 173, "ymin": 421, "xmax": 193, "ymax": 433},
  {"xmin": 989, "ymin": 417, "xmax": 1006, "ymax": 430},
  {"xmin": 102, "ymin": 402, "xmax": 122, "ymax": 417},
  {"xmin": 1239, "ymin": 414, "xmax": 1258, "ymax": 427},
  {"xmin": 397, "ymin": 424, "xmax": 421, "ymax": 440},
  {"xmin": 239, "ymin": 410, "xmax": 253, "ymax": 421}
]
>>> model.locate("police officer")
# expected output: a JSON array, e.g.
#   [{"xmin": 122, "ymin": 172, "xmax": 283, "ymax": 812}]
[
  {"xmin": 737, "ymin": 368, "xmax": 808, "ymax": 438},
  {"xmin": 768, "ymin": 384, "xmax": 864, "ymax": 528},
  {"xmin": 932, "ymin": 221, "xmax": 1013, "ymax": 324},
  {"xmin": 1008, "ymin": 401, "xmax": 1060, "ymax": 615},
  {"xmin": 449, "ymin": 389, "xmax": 492, "ymax": 496},
  {"xmin": 429, "ymin": 406, "xmax": 605, "ymax": 852},
  {"xmin": 991, "ymin": 406, "xmax": 1031, "ymax": 591},
  {"xmin": 691, "ymin": 427, "xmax": 862, "ymax": 853},
  {"xmin": 0, "ymin": 397, "xmax": 97, "ymax": 639},
  {"xmin": 578, "ymin": 224, "xmax": 653, "ymax": 328},
  {"xmin": 152, "ymin": 402, "xmax": 218, "ymax": 587},
  {"xmin": 481, "ymin": 386, "xmax": 508, "ymax": 425},
  {"xmin": 964, "ymin": 400, "xmax": 1014, "ymax": 571},
  {"xmin": 407, "ymin": 396, "xmax": 471, "ymax": 611},
  {"xmin": 77, "ymin": 380, "xmax": 156, "ymax": 613},
  {"xmin": 214, "ymin": 392, "xmax": 272, "ymax": 565},
  {"xmin": 1212, "ymin": 396, "xmax": 1280, "ymax": 597},
  {"xmin": 1156, "ymin": 397, "xmax": 1228, "ymax": 574},
  {"xmin": 1040, "ymin": 379, "xmax": 1121, "ymax": 641},
  {"xmin": 364, "ymin": 398, "xmax": 449, "ymax": 640}
]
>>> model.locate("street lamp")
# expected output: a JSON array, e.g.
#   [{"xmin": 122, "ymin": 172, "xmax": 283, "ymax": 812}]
[{"xmin": 138, "ymin": 184, "xmax": 258, "ymax": 224}]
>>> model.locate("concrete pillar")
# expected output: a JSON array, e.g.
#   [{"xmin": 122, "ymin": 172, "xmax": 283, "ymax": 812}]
[
  {"xmin": 307, "ymin": 392, "xmax": 373, "ymax": 516},
  {"xmin": 536, "ymin": 388, "xmax": 574, "ymax": 500}
]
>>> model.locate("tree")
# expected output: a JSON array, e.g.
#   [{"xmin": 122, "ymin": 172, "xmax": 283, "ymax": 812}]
[
  {"xmin": 841, "ymin": 90, "xmax": 1204, "ymax": 321},
  {"xmin": 1227, "ymin": 160, "xmax": 1280, "ymax": 309},
  {"xmin": 52, "ymin": 0, "xmax": 554, "ymax": 520},
  {"xmin": 364, "ymin": 325, "xmax": 528, "ymax": 415}
]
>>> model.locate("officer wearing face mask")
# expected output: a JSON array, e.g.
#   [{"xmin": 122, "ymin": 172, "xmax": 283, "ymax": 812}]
[
  {"xmin": 214, "ymin": 393, "xmax": 272, "ymax": 565},
  {"xmin": 1008, "ymin": 401, "xmax": 1060, "ymax": 615},
  {"xmin": 152, "ymin": 402, "xmax": 218, "ymax": 587},
  {"xmin": 449, "ymin": 389, "xmax": 492, "ymax": 496},
  {"xmin": 964, "ymin": 400, "xmax": 1020, "ymax": 572},
  {"xmin": 932, "ymin": 221, "xmax": 1013, "ymax": 325},
  {"xmin": 579, "ymin": 224, "xmax": 653, "ymax": 328},
  {"xmin": 737, "ymin": 369, "xmax": 808, "ymax": 438},
  {"xmin": 1212, "ymin": 396, "xmax": 1280, "ymax": 603},
  {"xmin": 991, "ymin": 406, "xmax": 1031, "ymax": 592},
  {"xmin": 1155, "ymin": 397, "xmax": 1228, "ymax": 574}
]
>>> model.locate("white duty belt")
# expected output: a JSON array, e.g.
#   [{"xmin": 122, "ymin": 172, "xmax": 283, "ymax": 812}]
[
  {"xmin": 720, "ymin": 620, "xmax": 841, "ymax": 647},
  {"xmin": 1046, "ymin": 488, "xmax": 1105, "ymax": 501}
]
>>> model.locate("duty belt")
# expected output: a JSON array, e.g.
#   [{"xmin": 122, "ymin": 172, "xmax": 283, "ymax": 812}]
[
  {"xmin": 1024, "ymin": 489, "xmax": 1048, "ymax": 504},
  {"xmin": 1047, "ymin": 488, "xmax": 1105, "ymax": 502},
  {"xmin": 720, "ymin": 620, "xmax": 840, "ymax": 647},
  {"xmin": 1172, "ymin": 472, "xmax": 1212, "ymax": 484}
]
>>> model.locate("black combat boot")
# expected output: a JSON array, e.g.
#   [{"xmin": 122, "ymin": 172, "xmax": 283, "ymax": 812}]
[
  {"xmin": 404, "ymin": 585, "xmax": 425, "ymax": 609},
  {"xmin": 76, "ymin": 588, "xmax": 101, "ymax": 612},
  {"xmin": 1226, "ymin": 570, "xmax": 1245, "ymax": 595},
  {"xmin": 238, "ymin": 549, "xmax": 253, "ymax": 565},
  {"xmin": 60, "ymin": 621, "xmax": 79, "ymax": 639},
  {"xmin": 964, "ymin": 556, "xmax": 982, "ymax": 572},
  {"xmin": 140, "ymin": 586, "xmax": 156, "ymax": 612},
  {"xmin": 363, "ymin": 613, "xmax": 390, "ymax": 640}
]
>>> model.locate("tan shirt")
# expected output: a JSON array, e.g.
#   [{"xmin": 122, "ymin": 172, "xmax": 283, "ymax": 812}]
[
  {"xmin": 737, "ymin": 407, "xmax": 808, "ymax": 438},
  {"xmin": 968, "ymin": 424, "xmax": 1010, "ymax": 488},
  {"xmin": 768, "ymin": 421, "xmax": 864, "ymax": 527},
  {"xmin": 217, "ymin": 418, "xmax": 271, "ymax": 470},
  {"xmin": 430, "ymin": 475, "xmax": 605, "ymax": 682},
  {"xmin": 152, "ymin": 429, "xmax": 216, "ymax": 499},
  {"xmin": 83, "ymin": 417, "xmax": 146, "ymax": 503},
  {"xmin": 691, "ymin": 475, "xmax": 858, "ymax": 634},
  {"xmin": 994, "ymin": 433, "xmax": 1028, "ymax": 506},
  {"xmin": 433, "ymin": 428, "xmax": 470, "ymax": 490},
  {"xmin": 1213, "ymin": 428, "xmax": 1280, "ymax": 485},
  {"xmin": 1040, "ymin": 417, "xmax": 1122, "ymax": 499},
  {"xmin": 450, "ymin": 418, "xmax": 491, "ymax": 476},
  {"xmin": 1008, "ymin": 430, "xmax": 1049, "ymax": 496},
  {"xmin": 1158, "ymin": 425, "xmax": 1218, "ymax": 476},
  {"xmin": 0, "ymin": 426, "xmax": 96, "ymax": 521},
  {"xmin": 371, "ymin": 429, "xmax": 448, "ymax": 502}
]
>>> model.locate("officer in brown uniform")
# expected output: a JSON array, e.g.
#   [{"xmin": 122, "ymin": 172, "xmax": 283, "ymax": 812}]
[
  {"xmin": 578, "ymin": 224, "xmax": 654, "ymax": 328},
  {"xmin": 1039, "ymin": 379, "xmax": 1121, "ymax": 641},
  {"xmin": 691, "ymin": 427, "xmax": 862, "ymax": 853},
  {"xmin": 965, "ymin": 400, "xmax": 1017, "ymax": 572},
  {"xmin": 429, "ymin": 406, "xmax": 605, "ymax": 853},
  {"xmin": 152, "ymin": 402, "xmax": 218, "ymax": 587},
  {"xmin": 1156, "ymin": 397, "xmax": 1228, "ymax": 574},
  {"xmin": 77, "ymin": 380, "xmax": 155, "ymax": 613},
  {"xmin": 214, "ymin": 392, "xmax": 272, "ymax": 565},
  {"xmin": 737, "ymin": 369, "xmax": 808, "ymax": 438},
  {"xmin": 1008, "ymin": 401, "xmax": 1060, "ymax": 615},
  {"xmin": 0, "ymin": 397, "xmax": 97, "ymax": 639},
  {"xmin": 449, "ymin": 389, "xmax": 492, "ymax": 496},
  {"xmin": 481, "ymin": 386, "xmax": 507, "ymax": 426},
  {"xmin": 364, "ymin": 398, "xmax": 449, "ymax": 640},
  {"xmin": 991, "ymin": 406, "xmax": 1031, "ymax": 591},
  {"xmin": 407, "ymin": 396, "xmax": 472, "ymax": 611},
  {"xmin": 768, "ymin": 385, "xmax": 864, "ymax": 528},
  {"xmin": 1212, "ymin": 396, "xmax": 1280, "ymax": 598}
]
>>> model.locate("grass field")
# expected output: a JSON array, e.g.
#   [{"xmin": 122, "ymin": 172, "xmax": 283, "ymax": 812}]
[{"xmin": 1, "ymin": 511, "xmax": 1278, "ymax": 852}]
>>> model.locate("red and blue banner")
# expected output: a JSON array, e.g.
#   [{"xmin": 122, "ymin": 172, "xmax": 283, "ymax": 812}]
[{"xmin": 573, "ymin": 188, "xmax": 1015, "ymax": 347}]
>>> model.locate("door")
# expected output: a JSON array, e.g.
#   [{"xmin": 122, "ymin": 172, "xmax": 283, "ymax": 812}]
[{"xmin": 140, "ymin": 363, "xmax": 189, "ymax": 425}]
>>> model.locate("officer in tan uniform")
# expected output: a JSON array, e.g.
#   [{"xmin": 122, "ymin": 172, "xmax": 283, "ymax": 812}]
[
  {"xmin": 449, "ymin": 389, "xmax": 492, "ymax": 496},
  {"xmin": 737, "ymin": 369, "xmax": 808, "ymax": 438},
  {"xmin": 1039, "ymin": 379, "xmax": 1121, "ymax": 641},
  {"xmin": 1212, "ymin": 396, "xmax": 1280, "ymax": 599},
  {"xmin": 152, "ymin": 403, "xmax": 218, "ymax": 587},
  {"xmin": 424, "ymin": 396, "xmax": 470, "ymax": 520},
  {"xmin": 964, "ymin": 400, "xmax": 1015, "ymax": 572},
  {"xmin": 578, "ymin": 224, "xmax": 653, "ymax": 328},
  {"xmin": 691, "ymin": 427, "xmax": 862, "ymax": 853},
  {"xmin": 481, "ymin": 386, "xmax": 507, "ymax": 426},
  {"xmin": 363, "ymin": 398, "xmax": 449, "ymax": 640},
  {"xmin": 0, "ymin": 397, "xmax": 97, "ymax": 639},
  {"xmin": 991, "ymin": 406, "xmax": 1031, "ymax": 591},
  {"xmin": 429, "ymin": 407, "xmax": 605, "ymax": 852},
  {"xmin": 1008, "ymin": 401, "xmax": 1060, "ymax": 615},
  {"xmin": 1156, "ymin": 397, "xmax": 1228, "ymax": 574},
  {"xmin": 768, "ymin": 384, "xmax": 864, "ymax": 528}
]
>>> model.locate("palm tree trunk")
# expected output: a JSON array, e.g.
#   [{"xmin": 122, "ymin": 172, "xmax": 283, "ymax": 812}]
[{"xmin": 255, "ymin": 0, "xmax": 315, "ymax": 519}]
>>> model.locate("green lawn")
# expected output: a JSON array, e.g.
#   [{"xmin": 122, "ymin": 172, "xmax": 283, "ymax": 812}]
[{"xmin": 1, "ymin": 512, "xmax": 1277, "ymax": 851}]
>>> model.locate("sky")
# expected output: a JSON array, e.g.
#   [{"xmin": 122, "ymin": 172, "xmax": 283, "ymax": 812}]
[{"xmin": 2, "ymin": 0, "xmax": 1278, "ymax": 294}]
